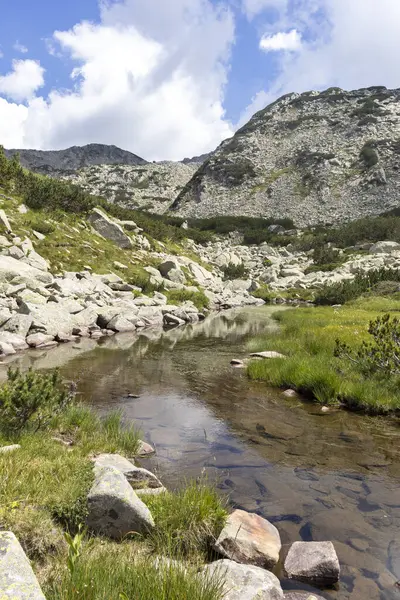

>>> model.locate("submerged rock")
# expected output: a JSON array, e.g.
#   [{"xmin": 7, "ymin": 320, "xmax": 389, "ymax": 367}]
[
  {"xmin": 86, "ymin": 466, "xmax": 155, "ymax": 539},
  {"xmin": 203, "ymin": 559, "xmax": 283, "ymax": 600},
  {"xmin": 0, "ymin": 531, "xmax": 46, "ymax": 599},
  {"xmin": 214, "ymin": 509, "xmax": 282, "ymax": 569},
  {"xmin": 284, "ymin": 541, "xmax": 340, "ymax": 587}
]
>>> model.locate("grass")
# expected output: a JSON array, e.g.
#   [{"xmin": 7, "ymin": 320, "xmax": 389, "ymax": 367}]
[
  {"xmin": 164, "ymin": 289, "xmax": 210, "ymax": 311},
  {"xmin": 0, "ymin": 371, "xmax": 228, "ymax": 598},
  {"xmin": 247, "ymin": 297, "xmax": 400, "ymax": 413},
  {"xmin": 44, "ymin": 540, "xmax": 225, "ymax": 600}
]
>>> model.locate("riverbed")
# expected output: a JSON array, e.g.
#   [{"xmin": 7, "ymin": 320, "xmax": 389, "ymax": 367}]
[{"xmin": 1, "ymin": 306, "xmax": 399, "ymax": 599}]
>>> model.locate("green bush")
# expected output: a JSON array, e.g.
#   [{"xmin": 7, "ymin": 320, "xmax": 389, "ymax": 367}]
[
  {"xmin": 315, "ymin": 268, "xmax": 400, "ymax": 305},
  {"xmin": 360, "ymin": 142, "xmax": 379, "ymax": 168},
  {"xmin": 0, "ymin": 368, "xmax": 72, "ymax": 434},
  {"xmin": 221, "ymin": 262, "xmax": 247, "ymax": 280},
  {"xmin": 165, "ymin": 289, "xmax": 209, "ymax": 311},
  {"xmin": 335, "ymin": 313, "xmax": 400, "ymax": 376}
]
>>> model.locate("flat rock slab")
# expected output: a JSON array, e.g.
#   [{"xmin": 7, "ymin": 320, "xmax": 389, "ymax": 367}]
[
  {"xmin": 94, "ymin": 453, "xmax": 162, "ymax": 489},
  {"xmin": 94, "ymin": 453, "xmax": 136, "ymax": 474},
  {"xmin": 284, "ymin": 593, "xmax": 326, "ymax": 600},
  {"xmin": 203, "ymin": 559, "xmax": 283, "ymax": 600},
  {"xmin": 86, "ymin": 466, "xmax": 155, "ymax": 539},
  {"xmin": 0, "ymin": 444, "xmax": 21, "ymax": 454},
  {"xmin": 214, "ymin": 509, "xmax": 282, "ymax": 569},
  {"xmin": 284, "ymin": 542, "xmax": 340, "ymax": 587},
  {"xmin": 0, "ymin": 531, "xmax": 46, "ymax": 599},
  {"xmin": 250, "ymin": 351, "xmax": 286, "ymax": 360}
]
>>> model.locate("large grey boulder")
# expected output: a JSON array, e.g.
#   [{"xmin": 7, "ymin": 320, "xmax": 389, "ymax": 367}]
[
  {"xmin": 0, "ymin": 531, "xmax": 46, "ymax": 599},
  {"xmin": 370, "ymin": 241, "xmax": 400, "ymax": 254},
  {"xmin": 158, "ymin": 260, "xmax": 180, "ymax": 278},
  {"xmin": 86, "ymin": 466, "xmax": 155, "ymax": 539},
  {"xmin": 106, "ymin": 315, "xmax": 137, "ymax": 333},
  {"xmin": 202, "ymin": 559, "xmax": 283, "ymax": 600},
  {"xmin": 26, "ymin": 333, "xmax": 56, "ymax": 348},
  {"xmin": 88, "ymin": 208, "xmax": 133, "ymax": 249},
  {"xmin": 0, "ymin": 332, "xmax": 29, "ymax": 351},
  {"xmin": 0, "ymin": 256, "xmax": 53, "ymax": 285},
  {"xmin": 0, "ymin": 314, "xmax": 32, "ymax": 337},
  {"xmin": 21, "ymin": 250, "xmax": 49, "ymax": 272},
  {"xmin": 94, "ymin": 454, "xmax": 136, "ymax": 476},
  {"xmin": 284, "ymin": 542, "xmax": 340, "ymax": 587},
  {"xmin": 214, "ymin": 509, "xmax": 281, "ymax": 569}
]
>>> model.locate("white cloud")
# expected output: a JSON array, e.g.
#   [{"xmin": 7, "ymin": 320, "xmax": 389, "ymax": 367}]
[
  {"xmin": 242, "ymin": 0, "xmax": 288, "ymax": 20},
  {"xmin": 13, "ymin": 41, "xmax": 28, "ymax": 54},
  {"xmin": 242, "ymin": 0, "xmax": 400, "ymax": 124},
  {"xmin": 0, "ymin": 0, "xmax": 235, "ymax": 160},
  {"xmin": 260, "ymin": 29, "xmax": 302, "ymax": 52},
  {"xmin": 0, "ymin": 59, "xmax": 44, "ymax": 102}
]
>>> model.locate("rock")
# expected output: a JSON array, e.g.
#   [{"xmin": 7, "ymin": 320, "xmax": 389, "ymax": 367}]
[
  {"xmin": 284, "ymin": 593, "xmax": 325, "ymax": 600},
  {"xmin": 167, "ymin": 268, "xmax": 186, "ymax": 284},
  {"xmin": 158, "ymin": 260, "xmax": 180, "ymax": 278},
  {"xmin": 88, "ymin": 208, "xmax": 133, "ymax": 249},
  {"xmin": 94, "ymin": 454, "xmax": 136, "ymax": 476},
  {"xmin": 26, "ymin": 333, "xmax": 56, "ymax": 348},
  {"xmin": 106, "ymin": 315, "xmax": 137, "ymax": 333},
  {"xmin": 231, "ymin": 359, "xmax": 245, "ymax": 367},
  {"xmin": 0, "ymin": 235, "xmax": 11, "ymax": 247},
  {"xmin": 0, "ymin": 444, "xmax": 21, "ymax": 453},
  {"xmin": 0, "ymin": 314, "xmax": 32, "ymax": 337},
  {"xmin": 136, "ymin": 487, "xmax": 168, "ymax": 497},
  {"xmin": 125, "ymin": 466, "xmax": 163, "ymax": 490},
  {"xmin": 113, "ymin": 261, "xmax": 128, "ymax": 270},
  {"xmin": 8, "ymin": 245, "xmax": 25, "ymax": 260},
  {"xmin": 282, "ymin": 389, "xmax": 298, "ymax": 398},
  {"xmin": 370, "ymin": 241, "xmax": 400, "ymax": 254},
  {"xmin": 32, "ymin": 230, "xmax": 46, "ymax": 241},
  {"xmin": 214, "ymin": 509, "xmax": 281, "ymax": 569},
  {"xmin": 21, "ymin": 249, "xmax": 49, "ymax": 271},
  {"xmin": 0, "ymin": 341, "xmax": 16, "ymax": 356},
  {"xmin": 284, "ymin": 541, "xmax": 340, "ymax": 587},
  {"xmin": 202, "ymin": 559, "xmax": 283, "ymax": 600},
  {"xmin": 0, "ymin": 531, "xmax": 46, "ymax": 599},
  {"xmin": 0, "ymin": 209, "xmax": 12, "ymax": 232},
  {"xmin": 0, "ymin": 255, "xmax": 53, "ymax": 285},
  {"xmin": 86, "ymin": 466, "xmax": 155, "ymax": 539},
  {"xmin": 0, "ymin": 332, "xmax": 29, "ymax": 351},
  {"xmin": 250, "ymin": 351, "xmax": 286, "ymax": 359},
  {"xmin": 136, "ymin": 440, "xmax": 156, "ymax": 457},
  {"xmin": 144, "ymin": 266, "xmax": 163, "ymax": 286},
  {"xmin": 17, "ymin": 204, "xmax": 28, "ymax": 214}
]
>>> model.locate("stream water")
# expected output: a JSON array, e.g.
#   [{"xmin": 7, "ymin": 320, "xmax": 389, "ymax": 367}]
[{"xmin": 1, "ymin": 306, "xmax": 400, "ymax": 599}]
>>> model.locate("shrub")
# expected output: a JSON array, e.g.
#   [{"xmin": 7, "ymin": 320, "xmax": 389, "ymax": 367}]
[
  {"xmin": 0, "ymin": 368, "xmax": 72, "ymax": 434},
  {"xmin": 315, "ymin": 268, "xmax": 400, "ymax": 305},
  {"xmin": 360, "ymin": 142, "xmax": 379, "ymax": 168},
  {"xmin": 221, "ymin": 262, "xmax": 247, "ymax": 280},
  {"xmin": 165, "ymin": 289, "xmax": 209, "ymax": 311},
  {"xmin": 335, "ymin": 313, "xmax": 400, "ymax": 377}
]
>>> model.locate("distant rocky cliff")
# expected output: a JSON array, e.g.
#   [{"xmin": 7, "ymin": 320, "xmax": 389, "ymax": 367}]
[
  {"xmin": 172, "ymin": 87, "xmax": 400, "ymax": 226},
  {"xmin": 5, "ymin": 144, "xmax": 147, "ymax": 175}
]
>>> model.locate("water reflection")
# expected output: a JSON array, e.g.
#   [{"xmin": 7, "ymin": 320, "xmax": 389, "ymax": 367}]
[{"xmin": 1, "ymin": 306, "xmax": 400, "ymax": 600}]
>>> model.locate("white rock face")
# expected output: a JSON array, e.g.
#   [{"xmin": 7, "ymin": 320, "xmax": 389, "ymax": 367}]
[
  {"xmin": 370, "ymin": 241, "xmax": 400, "ymax": 253},
  {"xmin": 0, "ymin": 531, "xmax": 46, "ymax": 599},
  {"xmin": 284, "ymin": 541, "xmax": 340, "ymax": 586},
  {"xmin": 173, "ymin": 87, "xmax": 400, "ymax": 226},
  {"xmin": 202, "ymin": 559, "xmax": 284, "ymax": 600},
  {"xmin": 214, "ymin": 509, "xmax": 282, "ymax": 570}
]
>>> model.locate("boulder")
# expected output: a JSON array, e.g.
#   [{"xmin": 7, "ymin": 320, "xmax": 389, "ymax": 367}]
[
  {"xmin": 202, "ymin": 559, "xmax": 283, "ymax": 600},
  {"xmin": 88, "ymin": 208, "xmax": 133, "ymax": 249},
  {"xmin": 86, "ymin": 466, "xmax": 155, "ymax": 539},
  {"xmin": 106, "ymin": 315, "xmax": 137, "ymax": 333},
  {"xmin": 0, "ymin": 332, "xmax": 29, "ymax": 351},
  {"xmin": 214, "ymin": 509, "xmax": 281, "ymax": 570},
  {"xmin": 0, "ymin": 314, "xmax": 32, "ymax": 337},
  {"xmin": 8, "ymin": 246, "xmax": 25, "ymax": 260},
  {"xmin": 250, "ymin": 351, "xmax": 286, "ymax": 360},
  {"xmin": 167, "ymin": 268, "xmax": 186, "ymax": 284},
  {"xmin": 0, "ymin": 210, "xmax": 12, "ymax": 232},
  {"xmin": 158, "ymin": 260, "xmax": 180, "ymax": 278},
  {"xmin": 188, "ymin": 262, "xmax": 214, "ymax": 285},
  {"xmin": 21, "ymin": 250, "xmax": 49, "ymax": 272},
  {"xmin": 144, "ymin": 266, "xmax": 163, "ymax": 286},
  {"xmin": 164, "ymin": 313, "xmax": 185, "ymax": 327},
  {"xmin": 94, "ymin": 454, "xmax": 136, "ymax": 477},
  {"xmin": 0, "ymin": 444, "xmax": 21, "ymax": 453},
  {"xmin": 0, "ymin": 531, "xmax": 46, "ymax": 599},
  {"xmin": 26, "ymin": 333, "xmax": 56, "ymax": 348},
  {"xmin": 370, "ymin": 241, "xmax": 400, "ymax": 254},
  {"xmin": 284, "ymin": 542, "xmax": 340, "ymax": 587},
  {"xmin": 0, "ymin": 256, "xmax": 53, "ymax": 285},
  {"xmin": 136, "ymin": 440, "xmax": 156, "ymax": 457},
  {"xmin": 0, "ymin": 341, "xmax": 16, "ymax": 356}
]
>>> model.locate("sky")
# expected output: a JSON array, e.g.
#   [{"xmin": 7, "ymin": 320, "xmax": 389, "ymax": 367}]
[{"xmin": 0, "ymin": 0, "xmax": 400, "ymax": 161}]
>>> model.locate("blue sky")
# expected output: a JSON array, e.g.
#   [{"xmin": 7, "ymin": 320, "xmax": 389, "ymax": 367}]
[{"xmin": 0, "ymin": 0, "xmax": 399, "ymax": 160}]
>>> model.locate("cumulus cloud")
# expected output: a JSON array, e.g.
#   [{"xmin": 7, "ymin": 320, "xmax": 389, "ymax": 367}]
[
  {"xmin": 0, "ymin": 59, "xmax": 44, "ymax": 102},
  {"xmin": 242, "ymin": 0, "xmax": 400, "ymax": 124},
  {"xmin": 0, "ymin": 0, "xmax": 235, "ymax": 160},
  {"xmin": 260, "ymin": 29, "xmax": 302, "ymax": 52},
  {"xmin": 13, "ymin": 41, "xmax": 28, "ymax": 54}
]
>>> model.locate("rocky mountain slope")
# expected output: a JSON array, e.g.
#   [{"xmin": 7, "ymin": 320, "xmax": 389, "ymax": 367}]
[
  {"xmin": 63, "ymin": 161, "xmax": 198, "ymax": 213},
  {"xmin": 172, "ymin": 86, "xmax": 400, "ymax": 226},
  {"xmin": 5, "ymin": 144, "xmax": 147, "ymax": 175}
]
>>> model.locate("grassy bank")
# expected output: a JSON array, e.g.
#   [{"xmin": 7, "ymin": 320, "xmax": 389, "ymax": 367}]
[
  {"xmin": 247, "ymin": 297, "xmax": 400, "ymax": 413},
  {"xmin": 0, "ymin": 369, "xmax": 227, "ymax": 598}
]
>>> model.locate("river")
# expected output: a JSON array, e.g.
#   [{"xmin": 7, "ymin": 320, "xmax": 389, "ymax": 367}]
[{"xmin": 1, "ymin": 306, "xmax": 399, "ymax": 600}]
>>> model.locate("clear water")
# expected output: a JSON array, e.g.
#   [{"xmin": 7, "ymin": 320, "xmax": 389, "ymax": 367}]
[{"xmin": 2, "ymin": 307, "xmax": 400, "ymax": 599}]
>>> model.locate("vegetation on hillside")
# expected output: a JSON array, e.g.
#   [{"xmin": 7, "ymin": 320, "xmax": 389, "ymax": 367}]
[
  {"xmin": 0, "ymin": 369, "xmax": 227, "ymax": 597},
  {"xmin": 247, "ymin": 297, "xmax": 400, "ymax": 413}
]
